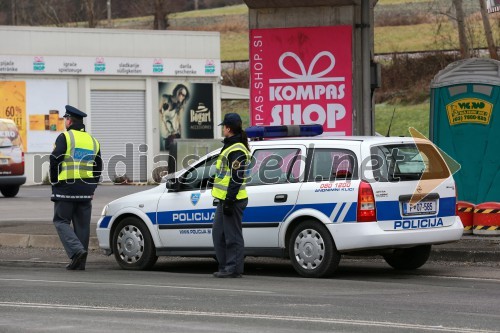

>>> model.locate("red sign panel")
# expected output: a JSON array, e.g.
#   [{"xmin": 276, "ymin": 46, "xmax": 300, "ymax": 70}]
[{"xmin": 250, "ymin": 26, "xmax": 352, "ymax": 135}]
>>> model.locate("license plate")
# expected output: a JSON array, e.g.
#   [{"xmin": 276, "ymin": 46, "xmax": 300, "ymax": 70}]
[
  {"xmin": 403, "ymin": 200, "xmax": 437, "ymax": 215},
  {"xmin": 0, "ymin": 158, "xmax": 8, "ymax": 165}
]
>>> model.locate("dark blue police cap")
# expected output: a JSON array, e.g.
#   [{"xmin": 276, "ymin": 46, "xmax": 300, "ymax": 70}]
[
  {"xmin": 219, "ymin": 113, "xmax": 242, "ymax": 127},
  {"xmin": 63, "ymin": 105, "xmax": 87, "ymax": 119}
]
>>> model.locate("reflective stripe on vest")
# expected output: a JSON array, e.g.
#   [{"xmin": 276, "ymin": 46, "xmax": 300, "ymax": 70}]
[
  {"xmin": 211, "ymin": 142, "xmax": 250, "ymax": 201},
  {"xmin": 59, "ymin": 130, "xmax": 100, "ymax": 181}
]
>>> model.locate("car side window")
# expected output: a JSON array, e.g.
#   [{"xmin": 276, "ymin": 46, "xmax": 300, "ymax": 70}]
[
  {"xmin": 247, "ymin": 148, "xmax": 301, "ymax": 186},
  {"xmin": 179, "ymin": 156, "xmax": 218, "ymax": 191},
  {"xmin": 308, "ymin": 148, "xmax": 357, "ymax": 181}
]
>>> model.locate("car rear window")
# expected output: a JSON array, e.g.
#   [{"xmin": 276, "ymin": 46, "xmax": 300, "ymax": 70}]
[{"xmin": 370, "ymin": 143, "xmax": 450, "ymax": 182}]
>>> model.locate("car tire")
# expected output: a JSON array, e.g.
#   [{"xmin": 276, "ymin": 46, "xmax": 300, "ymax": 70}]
[
  {"xmin": 288, "ymin": 221, "xmax": 341, "ymax": 278},
  {"xmin": 382, "ymin": 245, "xmax": 431, "ymax": 270},
  {"xmin": 112, "ymin": 217, "xmax": 158, "ymax": 270},
  {"xmin": 0, "ymin": 186, "xmax": 20, "ymax": 198}
]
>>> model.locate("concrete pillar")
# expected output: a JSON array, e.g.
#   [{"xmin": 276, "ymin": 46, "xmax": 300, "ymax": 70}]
[{"xmin": 244, "ymin": 0, "xmax": 376, "ymax": 135}]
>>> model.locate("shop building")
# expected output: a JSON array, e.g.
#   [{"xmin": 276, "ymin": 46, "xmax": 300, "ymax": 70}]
[{"xmin": 0, "ymin": 26, "xmax": 221, "ymax": 184}]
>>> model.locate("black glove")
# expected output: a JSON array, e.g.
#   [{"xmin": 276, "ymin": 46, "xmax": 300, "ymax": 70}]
[{"xmin": 223, "ymin": 200, "xmax": 234, "ymax": 216}]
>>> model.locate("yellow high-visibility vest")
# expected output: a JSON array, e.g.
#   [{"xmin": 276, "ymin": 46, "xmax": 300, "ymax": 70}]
[
  {"xmin": 58, "ymin": 129, "xmax": 100, "ymax": 181},
  {"xmin": 211, "ymin": 142, "xmax": 250, "ymax": 201}
]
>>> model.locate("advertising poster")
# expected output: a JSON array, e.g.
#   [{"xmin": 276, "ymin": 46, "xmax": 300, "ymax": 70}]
[
  {"xmin": 250, "ymin": 26, "xmax": 353, "ymax": 135},
  {"xmin": 26, "ymin": 80, "xmax": 68, "ymax": 152},
  {"xmin": 0, "ymin": 81, "xmax": 27, "ymax": 151},
  {"xmin": 158, "ymin": 82, "xmax": 214, "ymax": 151}
]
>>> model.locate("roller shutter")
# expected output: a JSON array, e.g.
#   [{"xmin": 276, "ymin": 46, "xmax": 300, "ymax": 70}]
[{"xmin": 90, "ymin": 90, "xmax": 147, "ymax": 182}]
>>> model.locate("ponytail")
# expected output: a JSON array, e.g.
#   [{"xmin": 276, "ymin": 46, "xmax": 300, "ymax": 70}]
[{"xmin": 240, "ymin": 129, "xmax": 250, "ymax": 151}]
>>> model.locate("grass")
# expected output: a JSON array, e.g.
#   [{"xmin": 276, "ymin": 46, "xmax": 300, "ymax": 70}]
[
  {"xmin": 219, "ymin": 20, "xmax": 499, "ymax": 60},
  {"xmin": 222, "ymin": 100, "xmax": 250, "ymax": 128},
  {"xmin": 375, "ymin": 102, "xmax": 430, "ymax": 137},
  {"xmin": 95, "ymin": 3, "xmax": 500, "ymax": 60},
  {"xmin": 170, "ymin": 4, "xmax": 247, "ymax": 19},
  {"xmin": 221, "ymin": 32, "xmax": 248, "ymax": 61}
]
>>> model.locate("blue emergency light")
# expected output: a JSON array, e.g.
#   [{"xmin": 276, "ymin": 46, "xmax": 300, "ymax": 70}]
[{"xmin": 245, "ymin": 124, "xmax": 323, "ymax": 139}]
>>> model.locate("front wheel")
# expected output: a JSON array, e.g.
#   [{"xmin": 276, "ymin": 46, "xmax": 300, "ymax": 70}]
[
  {"xmin": 112, "ymin": 217, "xmax": 158, "ymax": 270},
  {"xmin": 0, "ymin": 186, "xmax": 20, "ymax": 198},
  {"xmin": 288, "ymin": 221, "xmax": 340, "ymax": 278},
  {"xmin": 382, "ymin": 245, "xmax": 431, "ymax": 270}
]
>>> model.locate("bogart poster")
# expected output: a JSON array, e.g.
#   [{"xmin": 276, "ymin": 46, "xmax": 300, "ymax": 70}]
[
  {"xmin": 250, "ymin": 26, "xmax": 353, "ymax": 135},
  {"xmin": 158, "ymin": 82, "xmax": 214, "ymax": 151}
]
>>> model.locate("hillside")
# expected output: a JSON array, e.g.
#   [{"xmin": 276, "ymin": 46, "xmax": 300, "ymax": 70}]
[{"xmin": 106, "ymin": 1, "xmax": 493, "ymax": 136}]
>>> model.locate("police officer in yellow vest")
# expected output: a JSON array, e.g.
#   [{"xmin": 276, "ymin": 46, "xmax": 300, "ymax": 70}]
[
  {"xmin": 212, "ymin": 113, "xmax": 250, "ymax": 278},
  {"xmin": 50, "ymin": 105, "xmax": 102, "ymax": 270}
]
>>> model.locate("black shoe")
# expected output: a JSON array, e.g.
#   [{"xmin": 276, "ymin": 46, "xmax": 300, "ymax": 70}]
[
  {"xmin": 66, "ymin": 250, "xmax": 87, "ymax": 270},
  {"xmin": 213, "ymin": 271, "xmax": 242, "ymax": 278},
  {"xmin": 75, "ymin": 261, "xmax": 86, "ymax": 270}
]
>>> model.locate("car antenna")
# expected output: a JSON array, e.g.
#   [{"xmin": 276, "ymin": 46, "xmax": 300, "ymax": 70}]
[{"xmin": 386, "ymin": 108, "xmax": 396, "ymax": 137}]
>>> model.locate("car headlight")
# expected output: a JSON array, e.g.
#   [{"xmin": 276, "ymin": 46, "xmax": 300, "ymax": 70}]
[{"xmin": 101, "ymin": 204, "xmax": 109, "ymax": 216}]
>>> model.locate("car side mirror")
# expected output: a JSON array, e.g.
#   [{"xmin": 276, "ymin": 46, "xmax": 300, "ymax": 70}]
[{"xmin": 165, "ymin": 177, "xmax": 180, "ymax": 192}]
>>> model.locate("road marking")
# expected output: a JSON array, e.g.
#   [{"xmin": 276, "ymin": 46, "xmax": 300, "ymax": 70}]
[
  {"xmin": 0, "ymin": 278, "xmax": 273, "ymax": 294},
  {"xmin": 0, "ymin": 301, "xmax": 496, "ymax": 333},
  {"xmin": 418, "ymin": 275, "xmax": 500, "ymax": 283}
]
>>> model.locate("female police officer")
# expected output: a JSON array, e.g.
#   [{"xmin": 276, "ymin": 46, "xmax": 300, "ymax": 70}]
[{"xmin": 211, "ymin": 113, "xmax": 250, "ymax": 278}]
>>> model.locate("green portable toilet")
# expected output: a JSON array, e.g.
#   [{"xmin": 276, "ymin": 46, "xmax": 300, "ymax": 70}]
[{"xmin": 430, "ymin": 58, "xmax": 500, "ymax": 204}]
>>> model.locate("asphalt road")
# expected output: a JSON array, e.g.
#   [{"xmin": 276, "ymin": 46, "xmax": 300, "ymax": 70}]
[
  {"xmin": 0, "ymin": 248, "xmax": 499, "ymax": 333},
  {"xmin": 1, "ymin": 186, "xmax": 499, "ymax": 332}
]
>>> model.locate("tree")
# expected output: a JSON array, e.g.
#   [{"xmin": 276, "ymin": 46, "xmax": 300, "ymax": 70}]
[
  {"xmin": 153, "ymin": 0, "xmax": 169, "ymax": 30},
  {"xmin": 479, "ymin": 0, "xmax": 498, "ymax": 59},
  {"xmin": 452, "ymin": 0, "xmax": 470, "ymax": 58},
  {"xmin": 85, "ymin": 0, "xmax": 97, "ymax": 28}
]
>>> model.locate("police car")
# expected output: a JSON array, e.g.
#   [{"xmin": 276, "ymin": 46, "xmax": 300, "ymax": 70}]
[{"xmin": 97, "ymin": 125, "xmax": 463, "ymax": 278}]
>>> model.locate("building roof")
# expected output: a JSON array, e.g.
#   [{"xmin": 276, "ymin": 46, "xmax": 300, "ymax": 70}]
[{"xmin": 431, "ymin": 58, "xmax": 500, "ymax": 88}]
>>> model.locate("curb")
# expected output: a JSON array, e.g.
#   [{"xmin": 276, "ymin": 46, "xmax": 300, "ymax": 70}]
[
  {"xmin": 0, "ymin": 234, "xmax": 99, "ymax": 250},
  {"xmin": 429, "ymin": 249, "xmax": 500, "ymax": 263}
]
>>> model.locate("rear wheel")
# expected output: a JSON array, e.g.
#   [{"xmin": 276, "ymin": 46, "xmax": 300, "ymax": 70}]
[
  {"xmin": 383, "ymin": 245, "xmax": 431, "ymax": 270},
  {"xmin": 0, "ymin": 186, "xmax": 20, "ymax": 198},
  {"xmin": 112, "ymin": 217, "xmax": 158, "ymax": 270},
  {"xmin": 288, "ymin": 221, "xmax": 340, "ymax": 278}
]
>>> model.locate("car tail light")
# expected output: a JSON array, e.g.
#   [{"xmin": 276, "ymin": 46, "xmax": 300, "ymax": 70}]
[
  {"xmin": 21, "ymin": 151, "xmax": 25, "ymax": 172},
  {"xmin": 357, "ymin": 181, "xmax": 376, "ymax": 222}
]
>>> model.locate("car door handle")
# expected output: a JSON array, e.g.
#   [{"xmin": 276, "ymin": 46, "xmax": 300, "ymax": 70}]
[
  {"xmin": 213, "ymin": 199, "xmax": 220, "ymax": 206},
  {"xmin": 274, "ymin": 194, "xmax": 288, "ymax": 203}
]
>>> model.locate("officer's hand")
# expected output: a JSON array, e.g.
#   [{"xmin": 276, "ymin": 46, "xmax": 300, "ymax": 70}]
[{"xmin": 223, "ymin": 200, "xmax": 234, "ymax": 216}]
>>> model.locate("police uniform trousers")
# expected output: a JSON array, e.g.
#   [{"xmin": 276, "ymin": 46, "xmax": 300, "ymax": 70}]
[
  {"xmin": 53, "ymin": 200, "xmax": 92, "ymax": 259},
  {"xmin": 212, "ymin": 198, "xmax": 248, "ymax": 274}
]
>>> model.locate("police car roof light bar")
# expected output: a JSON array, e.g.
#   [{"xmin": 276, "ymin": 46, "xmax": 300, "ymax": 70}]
[{"xmin": 245, "ymin": 124, "xmax": 323, "ymax": 140}]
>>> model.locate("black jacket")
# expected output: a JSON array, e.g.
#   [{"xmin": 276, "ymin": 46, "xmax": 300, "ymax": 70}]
[
  {"xmin": 220, "ymin": 134, "xmax": 249, "ymax": 202},
  {"xmin": 50, "ymin": 123, "xmax": 102, "ymax": 202}
]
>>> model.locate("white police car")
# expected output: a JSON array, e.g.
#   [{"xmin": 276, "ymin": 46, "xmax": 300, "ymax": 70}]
[{"xmin": 97, "ymin": 125, "xmax": 463, "ymax": 278}]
